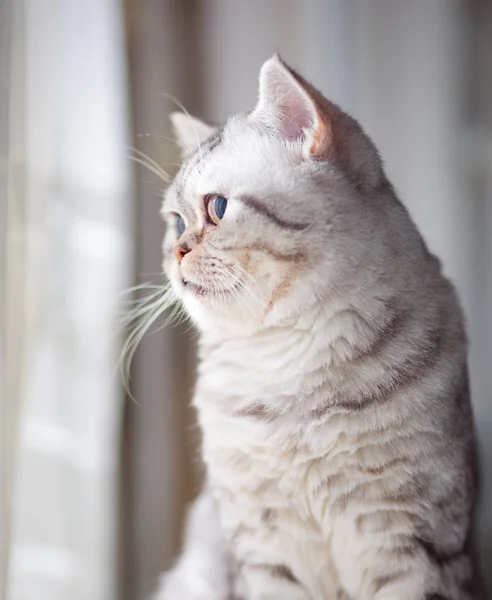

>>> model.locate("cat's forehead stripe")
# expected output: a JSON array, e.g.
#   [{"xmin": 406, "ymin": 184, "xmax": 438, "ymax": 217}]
[
  {"xmin": 239, "ymin": 196, "xmax": 309, "ymax": 231},
  {"xmin": 214, "ymin": 241, "xmax": 305, "ymax": 264}
]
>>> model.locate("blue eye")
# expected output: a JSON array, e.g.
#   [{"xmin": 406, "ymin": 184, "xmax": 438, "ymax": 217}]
[
  {"xmin": 207, "ymin": 194, "xmax": 228, "ymax": 224},
  {"xmin": 175, "ymin": 214, "xmax": 186, "ymax": 236}
]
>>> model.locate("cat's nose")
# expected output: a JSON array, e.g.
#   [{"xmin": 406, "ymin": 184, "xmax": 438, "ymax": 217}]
[{"xmin": 175, "ymin": 243, "xmax": 191, "ymax": 264}]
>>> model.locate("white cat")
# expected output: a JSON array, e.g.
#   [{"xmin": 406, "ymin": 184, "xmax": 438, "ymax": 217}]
[{"xmin": 154, "ymin": 55, "xmax": 485, "ymax": 600}]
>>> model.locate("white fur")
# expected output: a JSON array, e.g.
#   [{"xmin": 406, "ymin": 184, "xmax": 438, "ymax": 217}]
[{"xmin": 154, "ymin": 56, "xmax": 480, "ymax": 600}]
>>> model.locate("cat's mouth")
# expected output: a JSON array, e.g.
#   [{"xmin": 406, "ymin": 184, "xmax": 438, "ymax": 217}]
[
  {"xmin": 181, "ymin": 277, "xmax": 240, "ymax": 298},
  {"xmin": 182, "ymin": 278, "xmax": 208, "ymax": 297}
]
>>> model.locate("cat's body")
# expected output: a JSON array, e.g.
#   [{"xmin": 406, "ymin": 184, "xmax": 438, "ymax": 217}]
[{"xmin": 154, "ymin": 56, "xmax": 485, "ymax": 600}]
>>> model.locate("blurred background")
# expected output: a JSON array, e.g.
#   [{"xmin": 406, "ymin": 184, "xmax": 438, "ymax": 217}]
[{"xmin": 1, "ymin": 1, "xmax": 491, "ymax": 599}]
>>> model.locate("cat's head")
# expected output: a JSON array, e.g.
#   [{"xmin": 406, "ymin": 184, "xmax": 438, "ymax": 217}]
[{"xmin": 162, "ymin": 55, "xmax": 390, "ymax": 334}]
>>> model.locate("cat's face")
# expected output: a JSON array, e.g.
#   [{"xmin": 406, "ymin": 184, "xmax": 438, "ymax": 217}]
[{"xmin": 162, "ymin": 56, "xmax": 385, "ymax": 334}]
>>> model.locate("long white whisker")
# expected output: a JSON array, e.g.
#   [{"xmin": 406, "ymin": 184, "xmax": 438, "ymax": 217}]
[
  {"xmin": 204, "ymin": 243, "xmax": 260, "ymax": 303},
  {"xmin": 118, "ymin": 282, "xmax": 187, "ymax": 399},
  {"xmin": 128, "ymin": 147, "xmax": 173, "ymax": 181},
  {"xmin": 223, "ymin": 263, "xmax": 261, "ymax": 305},
  {"xmin": 159, "ymin": 92, "xmax": 205, "ymax": 169},
  {"xmin": 128, "ymin": 155, "xmax": 171, "ymax": 184},
  {"xmin": 127, "ymin": 149, "xmax": 172, "ymax": 185},
  {"xmin": 136, "ymin": 132, "xmax": 179, "ymax": 145},
  {"xmin": 213, "ymin": 269, "xmax": 257, "ymax": 316},
  {"xmin": 229, "ymin": 269, "xmax": 258, "ymax": 302}
]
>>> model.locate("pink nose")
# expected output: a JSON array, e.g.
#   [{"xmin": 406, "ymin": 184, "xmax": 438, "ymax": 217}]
[{"xmin": 174, "ymin": 243, "xmax": 190, "ymax": 264}]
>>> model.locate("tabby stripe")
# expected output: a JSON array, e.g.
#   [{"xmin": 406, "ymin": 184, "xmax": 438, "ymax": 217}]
[
  {"xmin": 311, "ymin": 310, "xmax": 449, "ymax": 416},
  {"xmin": 414, "ymin": 537, "xmax": 465, "ymax": 566},
  {"xmin": 250, "ymin": 243, "xmax": 304, "ymax": 262},
  {"xmin": 360, "ymin": 456, "xmax": 410, "ymax": 475},
  {"xmin": 215, "ymin": 242, "xmax": 304, "ymax": 263},
  {"xmin": 248, "ymin": 563, "xmax": 300, "ymax": 585},
  {"xmin": 351, "ymin": 306, "xmax": 411, "ymax": 363},
  {"xmin": 373, "ymin": 571, "xmax": 410, "ymax": 594},
  {"xmin": 234, "ymin": 402, "xmax": 272, "ymax": 419},
  {"xmin": 206, "ymin": 129, "xmax": 223, "ymax": 153},
  {"xmin": 240, "ymin": 196, "xmax": 309, "ymax": 231}
]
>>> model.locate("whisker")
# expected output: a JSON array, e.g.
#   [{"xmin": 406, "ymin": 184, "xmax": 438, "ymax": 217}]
[
  {"xmin": 204, "ymin": 243, "xmax": 261, "ymax": 303},
  {"xmin": 136, "ymin": 133, "xmax": 179, "ymax": 145},
  {"xmin": 128, "ymin": 147, "xmax": 172, "ymax": 184},
  {"xmin": 213, "ymin": 269, "xmax": 257, "ymax": 316},
  {"xmin": 159, "ymin": 92, "xmax": 205, "ymax": 169},
  {"xmin": 117, "ymin": 284, "xmax": 168, "ymax": 309},
  {"xmin": 118, "ymin": 281, "xmax": 188, "ymax": 400},
  {"xmin": 128, "ymin": 155, "xmax": 171, "ymax": 184},
  {"xmin": 129, "ymin": 146, "xmax": 172, "ymax": 178},
  {"xmin": 230, "ymin": 269, "xmax": 257, "ymax": 300},
  {"xmin": 223, "ymin": 263, "xmax": 261, "ymax": 305}
]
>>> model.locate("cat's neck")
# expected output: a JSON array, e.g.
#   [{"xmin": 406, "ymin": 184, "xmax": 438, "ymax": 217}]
[
  {"xmin": 199, "ymin": 299, "xmax": 332, "ymax": 354},
  {"xmin": 198, "ymin": 288, "xmax": 390, "ymax": 359}
]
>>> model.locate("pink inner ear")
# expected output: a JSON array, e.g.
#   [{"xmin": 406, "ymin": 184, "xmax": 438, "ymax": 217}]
[
  {"xmin": 277, "ymin": 94, "xmax": 315, "ymax": 141},
  {"xmin": 255, "ymin": 57, "xmax": 322, "ymax": 147}
]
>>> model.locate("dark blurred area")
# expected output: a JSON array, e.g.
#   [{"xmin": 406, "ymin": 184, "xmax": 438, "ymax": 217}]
[{"xmin": 1, "ymin": 1, "xmax": 491, "ymax": 600}]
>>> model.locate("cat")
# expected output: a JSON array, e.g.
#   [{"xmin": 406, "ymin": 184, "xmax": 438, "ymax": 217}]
[{"xmin": 153, "ymin": 55, "xmax": 486, "ymax": 600}]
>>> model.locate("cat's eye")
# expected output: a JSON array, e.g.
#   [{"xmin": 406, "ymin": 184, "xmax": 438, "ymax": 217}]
[
  {"xmin": 207, "ymin": 194, "xmax": 228, "ymax": 225},
  {"xmin": 175, "ymin": 214, "xmax": 186, "ymax": 237}
]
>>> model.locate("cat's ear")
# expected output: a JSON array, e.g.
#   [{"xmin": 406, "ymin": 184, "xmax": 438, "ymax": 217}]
[
  {"xmin": 252, "ymin": 55, "xmax": 330, "ymax": 158},
  {"xmin": 170, "ymin": 112, "xmax": 217, "ymax": 158}
]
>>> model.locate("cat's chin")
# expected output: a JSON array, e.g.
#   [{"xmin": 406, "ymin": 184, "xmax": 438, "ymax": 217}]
[{"xmin": 178, "ymin": 291, "xmax": 264, "ymax": 336}]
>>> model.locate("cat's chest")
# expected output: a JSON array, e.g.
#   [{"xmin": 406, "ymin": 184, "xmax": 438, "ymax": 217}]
[
  {"xmin": 196, "ymin": 400, "xmax": 350, "ymax": 598},
  {"xmin": 193, "ymin": 331, "xmax": 372, "ymax": 535},
  {"xmin": 193, "ymin": 341, "xmax": 377, "ymax": 598},
  {"xmin": 194, "ymin": 377, "xmax": 358, "ymax": 526},
  {"xmin": 197, "ymin": 338, "xmax": 310, "ymax": 400},
  {"xmin": 193, "ymin": 336, "xmax": 356, "ymax": 501},
  {"xmin": 194, "ymin": 327, "xmax": 338, "ymax": 424}
]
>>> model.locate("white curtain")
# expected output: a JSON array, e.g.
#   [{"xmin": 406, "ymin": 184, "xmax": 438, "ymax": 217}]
[
  {"xmin": 1, "ymin": 1, "xmax": 15, "ymax": 597},
  {"xmin": 1, "ymin": 1, "xmax": 132, "ymax": 599}
]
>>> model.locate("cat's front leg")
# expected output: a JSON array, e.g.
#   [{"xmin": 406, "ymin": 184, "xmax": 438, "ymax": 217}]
[
  {"xmin": 153, "ymin": 489, "xmax": 231, "ymax": 600},
  {"xmin": 332, "ymin": 511, "xmax": 477, "ymax": 600}
]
